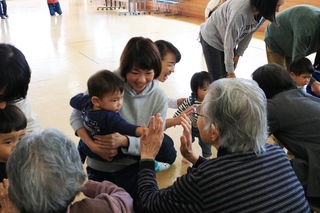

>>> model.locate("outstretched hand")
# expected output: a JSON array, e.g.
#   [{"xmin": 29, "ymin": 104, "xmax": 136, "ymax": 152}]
[
  {"xmin": 0, "ymin": 179, "xmax": 16, "ymax": 213},
  {"xmin": 140, "ymin": 113, "xmax": 164, "ymax": 159},
  {"xmin": 180, "ymin": 114, "xmax": 199, "ymax": 164}
]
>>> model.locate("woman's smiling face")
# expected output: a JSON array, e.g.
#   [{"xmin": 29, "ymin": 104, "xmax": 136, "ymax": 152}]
[{"xmin": 126, "ymin": 68, "xmax": 155, "ymax": 94}]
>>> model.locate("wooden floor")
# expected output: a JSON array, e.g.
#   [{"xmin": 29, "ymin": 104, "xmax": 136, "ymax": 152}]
[{"xmin": 2, "ymin": 0, "xmax": 311, "ymax": 197}]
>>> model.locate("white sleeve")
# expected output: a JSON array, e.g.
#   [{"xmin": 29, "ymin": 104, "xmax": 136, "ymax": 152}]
[
  {"xmin": 167, "ymin": 97, "xmax": 178, "ymax": 109},
  {"xmin": 12, "ymin": 97, "xmax": 42, "ymax": 135}
]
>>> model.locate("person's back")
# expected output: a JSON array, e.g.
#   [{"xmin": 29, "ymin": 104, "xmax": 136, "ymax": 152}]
[
  {"xmin": 252, "ymin": 63, "xmax": 320, "ymax": 198},
  {"xmin": 191, "ymin": 144, "xmax": 308, "ymax": 212},
  {"xmin": 264, "ymin": 5, "xmax": 320, "ymax": 59}
]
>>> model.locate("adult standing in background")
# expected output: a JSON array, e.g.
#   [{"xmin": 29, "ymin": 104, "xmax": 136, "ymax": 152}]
[
  {"xmin": 200, "ymin": 0, "xmax": 285, "ymax": 80},
  {"xmin": 0, "ymin": 43, "xmax": 41, "ymax": 135},
  {"xmin": 204, "ymin": 0, "xmax": 226, "ymax": 20},
  {"xmin": 0, "ymin": 0, "xmax": 8, "ymax": 19},
  {"xmin": 264, "ymin": 5, "xmax": 320, "ymax": 95}
]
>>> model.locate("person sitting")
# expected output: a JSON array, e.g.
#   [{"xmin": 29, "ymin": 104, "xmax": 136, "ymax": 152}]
[
  {"xmin": 137, "ymin": 78, "xmax": 310, "ymax": 212},
  {"xmin": 6, "ymin": 128, "xmax": 134, "ymax": 213},
  {"xmin": 252, "ymin": 63, "xmax": 320, "ymax": 202},
  {"xmin": 0, "ymin": 43, "xmax": 41, "ymax": 134}
]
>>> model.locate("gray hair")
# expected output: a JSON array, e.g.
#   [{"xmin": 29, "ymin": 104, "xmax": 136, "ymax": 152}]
[
  {"xmin": 202, "ymin": 78, "xmax": 268, "ymax": 154},
  {"xmin": 7, "ymin": 128, "xmax": 86, "ymax": 213}
]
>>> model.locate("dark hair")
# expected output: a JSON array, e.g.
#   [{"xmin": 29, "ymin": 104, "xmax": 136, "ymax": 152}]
[
  {"xmin": 119, "ymin": 37, "xmax": 162, "ymax": 81},
  {"xmin": 154, "ymin": 40, "xmax": 181, "ymax": 63},
  {"xmin": 0, "ymin": 44, "xmax": 31, "ymax": 102},
  {"xmin": 190, "ymin": 71, "xmax": 213, "ymax": 98},
  {"xmin": 0, "ymin": 105, "xmax": 27, "ymax": 134},
  {"xmin": 87, "ymin": 70, "xmax": 124, "ymax": 99},
  {"xmin": 289, "ymin": 57, "xmax": 314, "ymax": 75},
  {"xmin": 250, "ymin": 0, "xmax": 279, "ymax": 23},
  {"xmin": 314, "ymin": 48, "xmax": 320, "ymax": 69},
  {"xmin": 252, "ymin": 63, "xmax": 296, "ymax": 99}
]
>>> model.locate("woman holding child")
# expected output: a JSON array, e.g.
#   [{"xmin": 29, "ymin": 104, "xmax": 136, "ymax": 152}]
[{"xmin": 70, "ymin": 37, "xmax": 177, "ymax": 211}]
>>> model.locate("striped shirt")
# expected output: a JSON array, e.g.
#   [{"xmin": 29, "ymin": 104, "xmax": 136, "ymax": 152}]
[
  {"xmin": 173, "ymin": 95, "xmax": 201, "ymax": 127},
  {"xmin": 138, "ymin": 144, "xmax": 310, "ymax": 213}
]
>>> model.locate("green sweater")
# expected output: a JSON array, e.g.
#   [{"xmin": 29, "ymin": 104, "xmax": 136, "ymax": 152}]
[{"xmin": 264, "ymin": 5, "xmax": 320, "ymax": 59}]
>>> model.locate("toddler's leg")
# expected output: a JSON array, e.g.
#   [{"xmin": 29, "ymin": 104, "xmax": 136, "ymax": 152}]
[
  {"xmin": 48, "ymin": 4, "xmax": 56, "ymax": 16},
  {"xmin": 54, "ymin": 2, "xmax": 62, "ymax": 15}
]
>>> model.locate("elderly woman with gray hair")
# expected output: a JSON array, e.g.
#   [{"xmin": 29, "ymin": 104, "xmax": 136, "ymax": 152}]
[
  {"xmin": 137, "ymin": 78, "xmax": 309, "ymax": 212},
  {"xmin": 5, "ymin": 128, "xmax": 134, "ymax": 213}
]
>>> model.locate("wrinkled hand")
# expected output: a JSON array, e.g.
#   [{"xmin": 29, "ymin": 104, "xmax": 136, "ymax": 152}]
[
  {"xmin": 311, "ymin": 80, "xmax": 320, "ymax": 96},
  {"xmin": 0, "ymin": 179, "xmax": 16, "ymax": 213},
  {"xmin": 140, "ymin": 113, "xmax": 164, "ymax": 159},
  {"xmin": 180, "ymin": 114, "xmax": 198, "ymax": 164}
]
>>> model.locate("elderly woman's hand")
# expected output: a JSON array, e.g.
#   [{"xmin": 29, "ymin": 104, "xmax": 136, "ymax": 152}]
[
  {"xmin": 0, "ymin": 179, "xmax": 16, "ymax": 213},
  {"xmin": 140, "ymin": 113, "xmax": 164, "ymax": 159},
  {"xmin": 180, "ymin": 114, "xmax": 199, "ymax": 164}
]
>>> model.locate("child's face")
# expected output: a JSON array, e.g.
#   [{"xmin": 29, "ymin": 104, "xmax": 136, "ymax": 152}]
[
  {"xmin": 196, "ymin": 83, "xmax": 210, "ymax": 102},
  {"xmin": 95, "ymin": 91, "xmax": 124, "ymax": 112},
  {"xmin": 126, "ymin": 68, "xmax": 154, "ymax": 94},
  {"xmin": 158, "ymin": 53, "xmax": 176, "ymax": 82},
  {"xmin": 0, "ymin": 129, "xmax": 26, "ymax": 162},
  {"xmin": 290, "ymin": 72, "xmax": 312, "ymax": 87}
]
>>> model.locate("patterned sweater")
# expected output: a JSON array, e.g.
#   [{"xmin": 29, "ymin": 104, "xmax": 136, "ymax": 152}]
[{"xmin": 137, "ymin": 144, "xmax": 310, "ymax": 213}]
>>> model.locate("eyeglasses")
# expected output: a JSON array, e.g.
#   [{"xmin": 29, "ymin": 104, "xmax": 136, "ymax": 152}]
[{"xmin": 193, "ymin": 105, "xmax": 206, "ymax": 118}]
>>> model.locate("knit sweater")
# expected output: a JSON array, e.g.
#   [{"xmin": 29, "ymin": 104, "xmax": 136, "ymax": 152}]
[
  {"xmin": 67, "ymin": 180, "xmax": 134, "ymax": 213},
  {"xmin": 137, "ymin": 144, "xmax": 310, "ymax": 213},
  {"xmin": 264, "ymin": 5, "xmax": 320, "ymax": 59}
]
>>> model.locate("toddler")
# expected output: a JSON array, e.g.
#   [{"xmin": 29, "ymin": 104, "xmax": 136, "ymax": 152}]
[
  {"xmin": 0, "ymin": 105, "xmax": 27, "ymax": 181},
  {"xmin": 70, "ymin": 70, "xmax": 143, "ymax": 164},
  {"xmin": 289, "ymin": 57, "xmax": 314, "ymax": 88},
  {"xmin": 173, "ymin": 71, "xmax": 213, "ymax": 163},
  {"xmin": 47, "ymin": 0, "xmax": 62, "ymax": 16}
]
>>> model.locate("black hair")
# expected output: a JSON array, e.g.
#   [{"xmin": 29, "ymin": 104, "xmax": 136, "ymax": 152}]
[
  {"xmin": 120, "ymin": 37, "xmax": 162, "ymax": 81},
  {"xmin": 252, "ymin": 63, "xmax": 296, "ymax": 99},
  {"xmin": 87, "ymin": 70, "xmax": 124, "ymax": 99},
  {"xmin": 190, "ymin": 71, "xmax": 213, "ymax": 98},
  {"xmin": 0, "ymin": 44, "xmax": 31, "ymax": 103},
  {"xmin": 154, "ymin": 40, "xmax": 181, "ymax": 63},
  {"xmin": 250, "ymin": 0, "xmax": 279, "ymax": 24},
  {"xmin": 289, "ymin": 57, "xmax": 314, "ymax": 76},
  {"xmin": 0, "ymin": 105, "xmax": 27, "ymax": 134}
]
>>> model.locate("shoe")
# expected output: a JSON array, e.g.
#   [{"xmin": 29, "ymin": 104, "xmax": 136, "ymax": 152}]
[
  {"xmin": 155, "ymin": 161, "xmax": 170, "ymax": 173},
  {"xmin": 4, "ymin": 14, "xmax": 8, "ymax": 18},
  {"xmin": 1, "ymin": 15, "xmax": 6, "ymax": 19}
]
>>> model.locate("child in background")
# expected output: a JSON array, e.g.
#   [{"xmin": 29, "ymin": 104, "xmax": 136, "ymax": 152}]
[
  {"xmin": 0, "ymin": 105, "xmax": 27, "ymax": 181},
  {"xmin": 70, "ymin": 70, "xmax": 144, "ymax": 164},
  {"xmin": 289, "ymin": 57, "xmax": 314, "ymax": 88},
  {"xmin": 173, "ymin": 71, "xmax": 213, "ymax": 163},
  {"xmin": 47, "ymin": 0, "xmax": 62, "ymax": 16},
  {"xmin": 0, "ymin": 0, "xmax": 8, "ymax": 19}
]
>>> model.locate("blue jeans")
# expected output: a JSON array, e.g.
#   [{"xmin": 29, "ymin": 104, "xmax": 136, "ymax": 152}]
[
  {"xmin": 192, "ymin": 126, "xmax": 212, "ymax": 157},
  {"xmin": 200, "ymin": 33, "xmax": 226, "ymax": 81},
  {"xmin": 0, "ymin": 0, "xmax": 7, "ymax": 16},
  {"xmin": 48, "ymin": 2, "xmax": 62, "ymax": 16}
]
